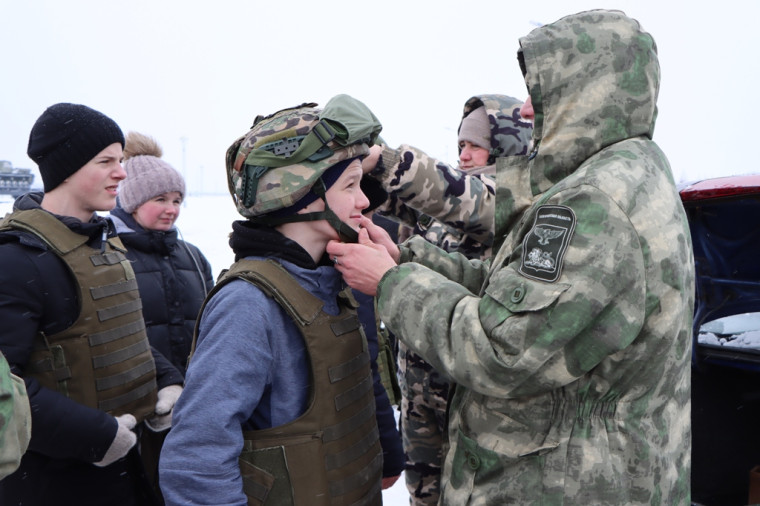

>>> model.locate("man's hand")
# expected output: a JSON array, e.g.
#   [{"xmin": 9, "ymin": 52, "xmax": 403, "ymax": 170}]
[
  {"xmin": 327, "ymin": 217, "xmax": 399, "ymax": 296},
  {"xmin": 358, "ymin": 216, "xmax": 400, "ymax": 263},
  {"xmin": 361, "ymin": 145, "xmax": 383, "ymax": 174}
]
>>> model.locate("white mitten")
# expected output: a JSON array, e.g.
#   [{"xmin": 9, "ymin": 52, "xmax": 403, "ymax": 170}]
[
  {"xmin": 145, "ymin": 384, "xmax": 183, "ymax": 432},
  {"xmin": 93, "ymin": 413, "xmax": 137, "ymax": 467}
]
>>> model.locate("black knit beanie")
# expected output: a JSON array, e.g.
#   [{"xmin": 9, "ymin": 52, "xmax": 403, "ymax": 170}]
[{"xmin": 27, "ymin": 103, "xmax": 125, "ymax": 192}]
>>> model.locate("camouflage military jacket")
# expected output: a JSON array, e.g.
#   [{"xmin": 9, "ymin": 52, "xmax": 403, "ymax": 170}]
[
  {"xmin": 0, "ymin": 352, "xmax": 30, "ymax": 480},
  {"xmin": 373, "ymin": 144, "xmax": 496, "ymax": 248},
  {"xmin": 371, "ymin": 94, "xmax": 531, "ymax": 256},
  {"xmin": 376, "ymin": 10, "xmax": 694, "ymax": 506},
  {"xmin": 384, "ymin": 159, "xmax": 496, "ymax": 258}
]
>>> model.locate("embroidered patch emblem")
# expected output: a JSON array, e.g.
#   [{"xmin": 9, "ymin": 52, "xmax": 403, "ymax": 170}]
[{"xmin": 519, "ymin": 205, "xmax": 576, "ymax": 282}]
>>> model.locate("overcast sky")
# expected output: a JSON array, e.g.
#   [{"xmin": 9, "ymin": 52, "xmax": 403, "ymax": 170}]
[{"xmin": 1, "ymin": 0, "xmax": 756, "ymax": 194}]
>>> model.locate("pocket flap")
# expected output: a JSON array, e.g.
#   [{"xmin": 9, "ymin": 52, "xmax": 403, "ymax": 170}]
[{"xmin": 485, "ymin": 267, "xmax": 570, "ymax": 313}]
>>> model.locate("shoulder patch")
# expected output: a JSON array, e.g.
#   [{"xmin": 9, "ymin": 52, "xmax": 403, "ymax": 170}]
[{"xmin": 519, "ymin": 205, "xmax": 576, "ymax": 282}]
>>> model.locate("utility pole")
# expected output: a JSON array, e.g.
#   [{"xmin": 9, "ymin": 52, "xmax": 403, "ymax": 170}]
[{"xmin": 180, "ymin": 136, "xmax": 188, "ymax": 201}]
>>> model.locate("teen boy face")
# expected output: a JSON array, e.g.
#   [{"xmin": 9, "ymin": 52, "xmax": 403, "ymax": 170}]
[
  {"xmin": 302, "ymin": 159, "xmax": 370, "ymax": 241},
  {"xmin": 58, "ymin": 143, "xmax": 126, "ymax": 221}
]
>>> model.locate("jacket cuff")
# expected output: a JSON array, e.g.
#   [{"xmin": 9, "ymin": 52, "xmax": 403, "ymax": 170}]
[{"xmin": 370, "ymin": 146, "xmax": 401, "ymax": 182}]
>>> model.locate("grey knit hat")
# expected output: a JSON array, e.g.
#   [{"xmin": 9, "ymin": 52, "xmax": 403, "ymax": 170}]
[
  {"xmin": 457, "ymin": 106, "xmax": 491, "ymax": 150},
  {"xmin": 119, "ymin": 132, "xmax": 186, "ymax": 213},
  {"xmin": 27, "ymin": 103, "xmax": 125, "ymax": 192}
]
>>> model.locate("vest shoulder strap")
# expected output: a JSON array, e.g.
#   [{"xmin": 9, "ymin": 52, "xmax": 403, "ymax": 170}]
[
  {"xmin": 223, "ymin": 259, "xmax": 323, "ymax": 326},
  {"xmin": 0, "ymin": 209, "xmax": 88, "ymax": 254},
  {"xmin": 188, "ymin": 258, "xmax": 342, "ymax": 363}
]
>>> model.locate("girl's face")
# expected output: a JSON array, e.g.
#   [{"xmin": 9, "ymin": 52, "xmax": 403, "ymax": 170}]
[
  {"xmin": 64, "ymin": 143, "xmax": 126, "ymax": 220},
  {"xmin": 133, "ymin": 191, "xmax": 183, "ymax": 231}
]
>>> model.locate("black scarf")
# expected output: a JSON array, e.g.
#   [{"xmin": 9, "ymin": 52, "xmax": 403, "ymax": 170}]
[{"xmin": 229, "ymin": 220, "xmax": 332, "ymax": 270}]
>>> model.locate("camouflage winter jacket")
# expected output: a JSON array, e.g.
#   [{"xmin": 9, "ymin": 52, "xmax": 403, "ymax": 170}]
[
  {"xmin": 0, "ymin": 351, "xmax": 29, "ymax": 480},
  {"xmin": 371, "ymin": 94, "xmax": 531, "ymax": 258},
  {"xmin": 375, "ymin": 10, "xmax": 694, "ymax": 506}
]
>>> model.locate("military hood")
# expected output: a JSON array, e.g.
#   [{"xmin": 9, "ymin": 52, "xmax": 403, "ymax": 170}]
[
  {"xmin": 459, "ymin": 94, "xmax": 532, "ymax": 162},
  {"xmin": 518, "ymin": 9, "xmax": 660, "ymax": 194}
]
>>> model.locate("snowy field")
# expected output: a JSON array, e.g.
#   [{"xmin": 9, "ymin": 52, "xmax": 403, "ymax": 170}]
[{"xmin": 0, "ymin": 192, "xmax": 411, "ymax": 504}]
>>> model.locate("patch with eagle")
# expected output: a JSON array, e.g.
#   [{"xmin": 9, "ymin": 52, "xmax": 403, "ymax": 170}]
[{"xmin": 519, "ymin": 205, "xmax": 576, "ymax": 282}]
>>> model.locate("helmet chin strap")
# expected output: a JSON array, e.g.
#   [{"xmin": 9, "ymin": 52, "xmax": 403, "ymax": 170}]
[
  {"xmin": 322, "ymin": 207, "xmax": 359, "ymax": 243},
  {"xmin": 306, "ymin": 178, "xmax": 359, "ymax": 243},
  {"xmin": 247, "ymin": 178, "xmax": 360, "ymax": 243}
]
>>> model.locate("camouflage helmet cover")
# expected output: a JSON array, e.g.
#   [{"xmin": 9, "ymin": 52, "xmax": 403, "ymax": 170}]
[{"xmin": 226, "ymin": 94, "xmax": 382, "ymax": 218}]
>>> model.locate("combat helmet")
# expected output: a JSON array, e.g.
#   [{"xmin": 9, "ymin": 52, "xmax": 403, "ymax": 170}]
[{"xmin": 226, "ymin": 94, "xmax": 382, "ymax": 242}]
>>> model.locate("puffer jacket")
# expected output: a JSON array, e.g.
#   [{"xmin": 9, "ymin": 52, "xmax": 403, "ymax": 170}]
[
  {"xmin": 110, "ymin": 207, "xmax": 213, "ymax": 372},
  {"xmin": 376, "ymin": 10, "xmax": 694, "ymax": 505}
]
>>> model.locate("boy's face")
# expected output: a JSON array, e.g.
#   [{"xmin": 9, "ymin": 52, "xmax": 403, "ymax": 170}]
[
  {"xmin": 65, "ymin": 143, "xmax": 126, "ymax": 214},
  {"xmin": 301, "ymin": 159, "xmax": 369, "ymax": 240}
]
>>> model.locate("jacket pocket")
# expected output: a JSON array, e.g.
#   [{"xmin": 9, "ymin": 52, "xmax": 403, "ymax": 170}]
[
  {"xmin": 484, "ymin": 266, "xmax": 570, "ymax": 314},
  {"xmin": 239, "ymin": 446, "xmax": 291, "ymax": 506}
]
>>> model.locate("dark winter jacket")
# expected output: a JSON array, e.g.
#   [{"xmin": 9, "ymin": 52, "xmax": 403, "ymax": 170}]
[
  {"xmin": 354, "ymin": 289, "xmax": 405, "ymax": 479},
  {"xmin": 0, "ymin": 192, "xmax": 182, "ymax": 505},
  {"xmin": 110, "ymin": 207, "xmax": 213, "ymax": 372}
]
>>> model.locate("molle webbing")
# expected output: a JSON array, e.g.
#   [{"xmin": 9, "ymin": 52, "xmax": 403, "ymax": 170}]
[
  {"xmin": 214, "ymin": 260, "xmax": 382, "ymax": 506},
  {"xmin": 5, "ymin": 209, "xmax": 157, "ymax": 422}
]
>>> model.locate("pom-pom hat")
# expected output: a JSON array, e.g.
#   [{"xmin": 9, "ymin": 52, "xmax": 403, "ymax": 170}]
[{"xmin": 119, "ymin": 132, "xmax": 186, "ymax": 213}]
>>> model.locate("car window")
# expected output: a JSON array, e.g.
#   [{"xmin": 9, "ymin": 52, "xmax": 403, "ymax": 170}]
[{"xmin": 698, "ymin": 312, "xmax": 760, "ymax": 349}]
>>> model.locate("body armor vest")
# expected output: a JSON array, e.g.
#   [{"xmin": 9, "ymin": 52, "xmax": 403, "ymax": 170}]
[
  {"xmin": 0, "ymin": 209, "xmax": 157, "ymax": 422},
  {"xmin": 195, "ymin": 259, "xmax": 382, "ymax": 506}
]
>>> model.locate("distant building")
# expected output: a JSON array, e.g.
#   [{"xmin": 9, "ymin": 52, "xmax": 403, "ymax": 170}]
[{"xmin": 0, "ymin": 160, "xmax": 35, "ymax": 197}]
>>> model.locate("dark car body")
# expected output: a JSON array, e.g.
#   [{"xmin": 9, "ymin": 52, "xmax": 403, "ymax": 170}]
[{"xmin": 680, "ymin": 175, "xmax": 760, "ymax": 505}]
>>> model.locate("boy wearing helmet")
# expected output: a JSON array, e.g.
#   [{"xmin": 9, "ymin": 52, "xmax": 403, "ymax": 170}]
[{"xmin": 159, "ymin": 95, "xmax": 385, "ymax": 506}]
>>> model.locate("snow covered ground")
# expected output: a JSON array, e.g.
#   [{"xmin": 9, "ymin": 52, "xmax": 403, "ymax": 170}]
[{"xmin": 0, "ymin": 192, "xmax": 411, "ymax": 504}]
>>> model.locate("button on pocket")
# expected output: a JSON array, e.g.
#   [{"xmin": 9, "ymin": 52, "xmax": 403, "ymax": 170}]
[
  {"xmin": 464, "ymin": 450, "xmax": 480, "ymax": 470},
  {"xmin": 510, "ymin": 284, "xmax": 526, "ymax": 303}
]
